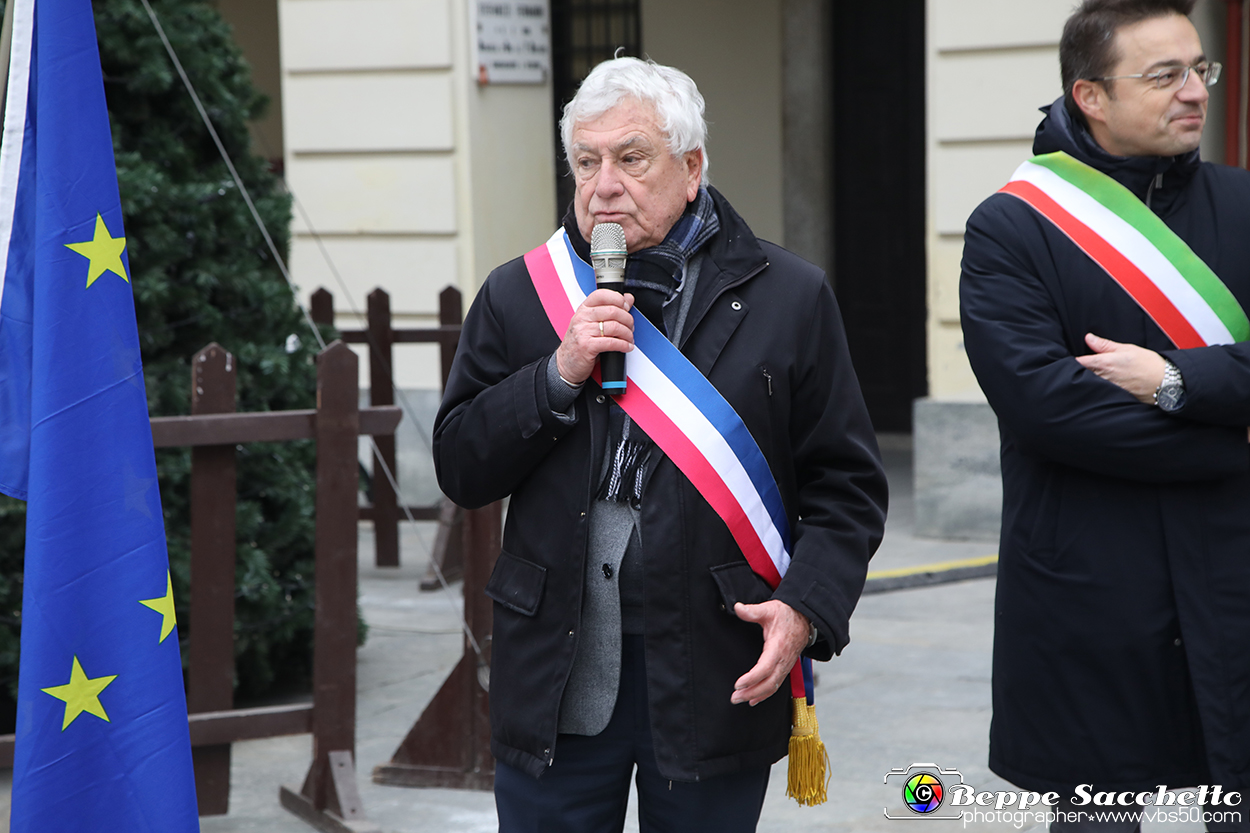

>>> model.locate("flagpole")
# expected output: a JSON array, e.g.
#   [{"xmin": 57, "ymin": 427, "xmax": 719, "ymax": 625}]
[{"xmin": 0, "ymin": 0, "xmax": 13, "ymax": 134}]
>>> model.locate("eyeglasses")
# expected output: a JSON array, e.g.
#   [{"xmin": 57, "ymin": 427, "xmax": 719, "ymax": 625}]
[{"xmin": 1090, "ymin": 62, "xmax": 1222, "ymax": 90}]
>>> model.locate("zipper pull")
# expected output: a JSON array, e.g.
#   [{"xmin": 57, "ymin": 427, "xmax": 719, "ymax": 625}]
[
  {"xmin": 1146, "ymin": 173, "xmax": 1163, "ymax": 208},
  {"xmin": 761, "ymin": 367, "xmax": 772, "ymax": 396}
]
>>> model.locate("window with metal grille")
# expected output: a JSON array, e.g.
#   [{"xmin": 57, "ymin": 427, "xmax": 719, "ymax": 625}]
[{"xmin": 549, "ymin": 0, "xmax": 642, "ymax": 222}]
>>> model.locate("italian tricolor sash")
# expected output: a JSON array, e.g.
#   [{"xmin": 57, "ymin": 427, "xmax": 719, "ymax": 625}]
[
  {"xmin": 1000, "ymin": 151, "xmax": 1250, "ymax": 348},
  {"xmin": 524, "ymin": 228, "xmax": 829, "ymax": 805}
]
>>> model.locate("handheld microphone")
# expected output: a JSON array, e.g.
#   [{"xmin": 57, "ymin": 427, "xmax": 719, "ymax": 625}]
[{"xmin": 590, "ymin": 222, "xmax": 628, "ymax": 393}]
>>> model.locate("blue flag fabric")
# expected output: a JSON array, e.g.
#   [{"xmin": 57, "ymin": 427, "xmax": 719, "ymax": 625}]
[{"xmin": 0, "ymin": 1, "xmax": 200, "ymax": 829}]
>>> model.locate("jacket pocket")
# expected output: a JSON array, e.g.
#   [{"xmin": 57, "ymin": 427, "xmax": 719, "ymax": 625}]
[
  {"xmin": 709, "ymin": 560, "xmax": 774, "ymax": 615},
  {"xmin": 484, "ymin": 550, "xmax": 547, "ymax": 616}
]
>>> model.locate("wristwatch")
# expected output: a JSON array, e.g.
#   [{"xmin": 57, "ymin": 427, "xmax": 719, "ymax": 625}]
[
  {"xmin": 806, "ymin": 621, "xmax": 819, "ymax": 648},
  {"xmin": 1154, "ymin": 359, "xmax": 1186, "ymax": 412}
]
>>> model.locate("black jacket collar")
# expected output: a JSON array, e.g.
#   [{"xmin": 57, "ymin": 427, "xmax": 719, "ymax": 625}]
[
  {"xmin": 1033, "ymin": 96, "xmax": 1201, "ymax": 212},
  {"xmin": 681, "ymin": 186, "xmax": 768, "ymax": 338}
]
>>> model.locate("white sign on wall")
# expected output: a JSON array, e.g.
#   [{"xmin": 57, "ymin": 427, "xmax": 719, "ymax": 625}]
[{"xmin": 473, "ymin": 1, "xmax": 550, "ymax": 85}]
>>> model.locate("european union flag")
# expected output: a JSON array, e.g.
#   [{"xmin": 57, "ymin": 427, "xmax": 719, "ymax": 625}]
[{"xmin": 0, "ymin": 0, "xmax": 200, "ymax": 829}]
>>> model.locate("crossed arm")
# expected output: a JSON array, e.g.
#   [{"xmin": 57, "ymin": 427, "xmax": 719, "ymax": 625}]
[
  {"xmin": 1074, "ymin": 333, "xmax": 1166, "ymax": 404},
  {"xmin": 1077, "ymin": 333, "xmax": 1250, "ymax": 442}
]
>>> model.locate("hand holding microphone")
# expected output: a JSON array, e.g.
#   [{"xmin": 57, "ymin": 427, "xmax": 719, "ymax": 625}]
[{"xmin": 554, "ymin": 222, "xmax": 634, "ymax": 389}]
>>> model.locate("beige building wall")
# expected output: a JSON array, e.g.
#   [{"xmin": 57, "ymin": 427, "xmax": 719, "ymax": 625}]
[
  {"xmin": 926, "ymin": 0, "xmax": 1229, "ymax": 401},
  {"xmin": 277, "ymin": 0, "xmax": 555, "ymax": 390},
  {"xmin": 1192, "ymin": 0, "xmax": 1228, "ymax": 164},
  {"xmin": 641, "ymin": 0, "xmax": 785, "ymax": 244},
  {"xmin": 269, "ymin": 0, "xmax": 788, "ymax": 391},
  {"xmin": 925, "ymin": 0, "xmax": 1070, "ymax": 401}
]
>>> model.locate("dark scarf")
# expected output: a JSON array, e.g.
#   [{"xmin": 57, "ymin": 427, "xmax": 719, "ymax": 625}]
[
  {"xmin": 562, "ymin": 187, "xmax": 721, "ymax": 506},
  {"xmin": 562, "ymin": 186, "xmax": 720, "ymax": 333},
  {"xmin": 621, "ymin": 187, "xmax": 719, "ymax": 332}
]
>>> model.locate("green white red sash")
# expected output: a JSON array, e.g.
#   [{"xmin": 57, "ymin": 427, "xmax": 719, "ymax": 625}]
[{"xmin": 999, "ymin": 151, "xmax": 1250, "ymax": 348}]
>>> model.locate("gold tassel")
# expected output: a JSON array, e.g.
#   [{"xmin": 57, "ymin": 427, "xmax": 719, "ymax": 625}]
[{"xmin": 786, "ymin": 697, "xmax": 829, "ymax": 807}]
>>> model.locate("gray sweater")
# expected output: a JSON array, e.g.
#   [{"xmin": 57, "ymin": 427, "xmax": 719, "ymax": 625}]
[{"xmin": 546, "ymin": 255, "xmax": 703, "ymax": 736}]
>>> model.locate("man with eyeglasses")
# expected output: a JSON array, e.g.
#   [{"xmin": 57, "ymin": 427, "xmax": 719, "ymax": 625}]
[{"xmin": 960, "ymin": 1, "xmax": 1250, "ymax": 831}]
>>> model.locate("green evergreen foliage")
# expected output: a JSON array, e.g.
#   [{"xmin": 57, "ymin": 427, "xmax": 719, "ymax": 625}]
[{"xmin": 0, "ymin": 0, "xmax": 357, "ymax": 713}]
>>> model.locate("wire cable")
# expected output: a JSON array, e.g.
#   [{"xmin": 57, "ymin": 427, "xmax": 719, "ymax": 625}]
[
  {"xmin": 138, "ymin": 0, "xmax": 325, "ymax": 353},
  {"xmin": 138, "ymin": 0, "xmax": 484, "ymax": 667},
  {"xmin": 283, "ymin": 185, "xmax": 436, "ymax": 454}
]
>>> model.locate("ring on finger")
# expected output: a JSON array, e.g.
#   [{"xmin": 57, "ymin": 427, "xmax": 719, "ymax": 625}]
[{"xmin": 599, "ymin": 321, "xmax": 605, "ymax": 337}]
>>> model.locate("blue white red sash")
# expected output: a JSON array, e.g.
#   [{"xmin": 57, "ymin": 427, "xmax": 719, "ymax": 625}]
[{"xmin": 524, "ymin": 228, "xmax": 812, "ymax": 698}]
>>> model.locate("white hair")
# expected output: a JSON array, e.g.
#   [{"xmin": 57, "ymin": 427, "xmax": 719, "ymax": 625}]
[{"xmin": 560, "ymin": 57, "xmax": 710, "ymax": 184}]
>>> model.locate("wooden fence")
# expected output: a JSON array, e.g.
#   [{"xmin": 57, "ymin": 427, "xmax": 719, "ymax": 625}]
[
  {"xmin": 310, "ymin": 286, "xmax": 463, "ymax": 583},
  {"xmin": 372, "ymin": 501, "xmax": 499, "ymax": 790},
  {"xmin": 0, "ymin": 340, "xmax": 399, "ymax": 833},
  {"xmin": 0, "ymin": 283, "xmax": 492, "ymax": 825},
  {"xmin": 311, "ymin": 285, "xmax": 499, "ymax": 791}
]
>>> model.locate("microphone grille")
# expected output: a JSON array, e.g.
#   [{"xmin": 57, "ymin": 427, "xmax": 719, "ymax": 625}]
[{"xmin": 590, "ymin": 222, "xmax": 627, "ymax": 256}]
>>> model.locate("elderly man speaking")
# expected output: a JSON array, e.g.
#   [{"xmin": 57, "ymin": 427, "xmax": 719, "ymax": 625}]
[{"xmin": 434, "ymin": 57, "xmax": 886, "ymax": 832}]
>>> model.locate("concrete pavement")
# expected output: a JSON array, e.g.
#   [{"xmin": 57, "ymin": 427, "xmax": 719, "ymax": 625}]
[
  {"xmin": 206, "ymin": 434, "xmax": 1024, "ymax": 833},
  {"xmin": 10, "ymin": 435, "xmax": 1206, "ymax": 831}
]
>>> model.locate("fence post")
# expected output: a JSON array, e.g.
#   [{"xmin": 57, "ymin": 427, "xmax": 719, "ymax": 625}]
[
  {"xmin": 187, "ymin": 343, "xmax": 238, "ymax": 816},
  {"xmin": 418, "ymin": 497, "xmax": 463, "ymax": 591},
  {"xmin": 372, "ymin": 500, "xmax": 500, "ymax": 789},
  {"xmin": 280, "ymin": 341, "xmax": 380, "ymax": 832},
  {"xmin": 437, "ymin": 286, "xmax": 462, "ymax": 389},
  {"xmin": 366, "ymin": 288, "xmax": 399, "ymax": 568},
  {"xmin": 419, "ymin": 285, "xmax": 466, "ymax": 592},
  {"xmin": 310, "ymin": 287, "xmax": 334, "ymax": 327}
]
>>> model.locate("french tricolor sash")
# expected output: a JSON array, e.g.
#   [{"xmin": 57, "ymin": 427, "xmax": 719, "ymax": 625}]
[
  {"xmin": 1000, "ymin": 151, "xmax": 1250, "ymax": 349},
  {"xmin": 524, "ymin": 228, "xmax": 829, "ymax": 805}
]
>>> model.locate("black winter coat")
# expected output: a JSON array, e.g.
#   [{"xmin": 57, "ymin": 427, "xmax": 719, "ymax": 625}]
[
  {"xmin": 961, "ymin": 99, "xmax": 1250, "ymax": 807},
  {"xmin": 434, "ymin": 188, "xmax": 887, "ymax": 781}
]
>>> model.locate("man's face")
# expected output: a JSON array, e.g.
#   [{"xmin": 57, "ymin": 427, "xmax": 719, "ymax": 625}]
[
  {"xmin": 570, "ymin": 97, "xmax": 702, "ymax": 253},
  {"xmin": 1085, "ymin": 13, "xmax": 1209, "ymax": 158}
]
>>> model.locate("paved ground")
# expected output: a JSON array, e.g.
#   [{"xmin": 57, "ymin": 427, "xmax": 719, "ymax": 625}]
[
  {"xmin": 5, "ymin": 437, "xmax": 1209, "ymax": 831},
  {"xmin": 203, "ymin": 434, "xmax": 1012, "ymax": 833}
]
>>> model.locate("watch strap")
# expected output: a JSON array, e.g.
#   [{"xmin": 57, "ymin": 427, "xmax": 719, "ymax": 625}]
[{"xmin": 1154, "ymin": 359, "xmax": 1185, "ymax": 411}]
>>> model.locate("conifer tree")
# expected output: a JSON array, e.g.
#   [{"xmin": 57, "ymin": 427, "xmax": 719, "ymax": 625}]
[{"xmin": 0, "ymin": 0, "xmax": 340, "ymax": 720}]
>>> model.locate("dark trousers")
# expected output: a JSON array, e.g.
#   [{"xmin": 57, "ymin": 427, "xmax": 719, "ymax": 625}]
[{"xmin": 495, "ymin": 635, "xmax": 771, "ymax": 833}]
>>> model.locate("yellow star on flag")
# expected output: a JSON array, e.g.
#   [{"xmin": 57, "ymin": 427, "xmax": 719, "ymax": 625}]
[
  {"xmin": 64, "ymin": 213, "xmax": 129, "ymax": 288},
  {"xmin": 140, "ymin": 571, "xmax": 178, "ymax": 643},
  {"xmin": 41, "ymin": 656, "xmax": 117, "ymax": 731}
]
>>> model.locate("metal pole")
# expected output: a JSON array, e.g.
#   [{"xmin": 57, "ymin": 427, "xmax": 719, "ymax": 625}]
[{"xmin": 0, "ymin": 0, "xmax": 16, "ymax": 134}]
